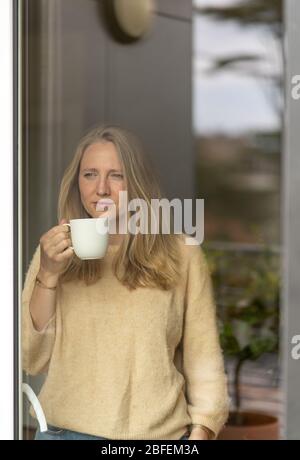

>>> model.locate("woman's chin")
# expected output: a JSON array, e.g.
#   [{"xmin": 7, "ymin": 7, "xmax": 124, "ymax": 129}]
[{"xmin": 94, "ymin": 209, "xmax": 116, "ymax": 220}]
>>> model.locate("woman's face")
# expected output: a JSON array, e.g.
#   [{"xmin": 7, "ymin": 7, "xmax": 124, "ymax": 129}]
[{"xmin": 78, "ymin": 141, "xmax": 127, "ymax": 219}]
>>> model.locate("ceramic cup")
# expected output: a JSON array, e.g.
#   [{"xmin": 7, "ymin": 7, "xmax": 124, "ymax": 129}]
[{"xmin": 63, "ymin": 217, "xmax": 109, "ymax": 260}]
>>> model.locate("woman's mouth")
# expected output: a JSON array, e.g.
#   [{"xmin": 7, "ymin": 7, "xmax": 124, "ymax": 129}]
[{"xmin": 94, "ymin": 200, "xmax": 114, "ymax": 211}]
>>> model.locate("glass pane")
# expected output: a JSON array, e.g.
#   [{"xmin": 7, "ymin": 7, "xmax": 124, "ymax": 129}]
[
  {"xmin": 193, "ymin": 0, "xmax": 283, "ymax": 439},
  {"xmin": 193, "ymin": 0, "xmax": 282, "ymax": 245},
  {"xmin": 20, "ymin": 0, "xmax": 200, "ymax": 442},
  {"xmin": 19, "ymin": 0, "xmax": 284, "ymax": 441}
]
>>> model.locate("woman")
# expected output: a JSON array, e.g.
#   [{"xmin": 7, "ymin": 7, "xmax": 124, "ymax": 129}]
[{"xmin": 22, "ymin": 124, "xmax": 230, "ymax": 441}]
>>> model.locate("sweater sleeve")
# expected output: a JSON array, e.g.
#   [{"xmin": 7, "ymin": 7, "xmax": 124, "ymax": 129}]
[
  {"xmin": 181, "ymin": 244, "xmax": 230, "ymax": 438},
  {"xmin": 21, "ymin": 244, "xmax": 57, "ymax": 376}
]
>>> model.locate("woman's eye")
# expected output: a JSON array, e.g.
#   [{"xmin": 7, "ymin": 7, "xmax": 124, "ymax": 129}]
[
  {"xmin": 83, "ymin": 172, "xmax": 123, "ymax": 179},
  {"xmin": 84, "ymin": 172, "xmax": 96, "ymax": 178},
  {"xmin": 111, "ymin": 173, "xmax": 124, "ymax": 179}
]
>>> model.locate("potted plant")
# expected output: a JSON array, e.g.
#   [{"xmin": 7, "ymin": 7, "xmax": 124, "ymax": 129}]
[{"xmin": 204, "ymin": 245, "xmax": 280, "ymax": 440}]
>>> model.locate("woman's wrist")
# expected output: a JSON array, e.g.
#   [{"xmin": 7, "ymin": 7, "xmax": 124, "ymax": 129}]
[
  {"xmin": 191, "ymin": 424, "xmax": 215, "ymax": 440},
  {"xmin": 37, "ymin": 269, "xmax": 59, "ymax": 288}
]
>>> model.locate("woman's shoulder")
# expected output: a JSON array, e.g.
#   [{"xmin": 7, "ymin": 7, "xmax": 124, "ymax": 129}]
[
  {"xmin": 177, "ymin": 233, "xmax": 206, "ymax": 265},
  {"xmin": 27, "ymin": 243, "xmax": 41, "ymax": 270},
  {"xmin": 22, "ymin": 244, "xmax": 41, "ymax": 296}
]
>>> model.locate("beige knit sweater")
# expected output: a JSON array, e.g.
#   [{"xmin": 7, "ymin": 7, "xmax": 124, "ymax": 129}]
[{"xmin": 22, "ymin": 236, "xmax": 230, "ymax": 440}]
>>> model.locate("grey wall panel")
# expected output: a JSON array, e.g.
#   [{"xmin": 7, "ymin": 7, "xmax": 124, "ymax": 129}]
[
  {"xmin": 107, "ymin": 14, "xmax": 194, "ymax": 200},
  {"xmin": 23, "ymin": 0, "xmax": 107, "ymax": 264},
  {"xmin": 283, "ymin": 0, "xmax": 300, "ymax": 440},
  {"xmin": 59, "ymin": 0, "xmax": 107, "ymax": 157},
  {"xmin": 155, "ymin": 0, "xmax": 192, "ymax": 21}
]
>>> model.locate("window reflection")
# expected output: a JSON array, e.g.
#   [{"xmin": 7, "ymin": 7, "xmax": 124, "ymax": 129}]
[
  {"xmin": 193, "ymin": 0, "xmax": 283, "ymax": 245},
  {"xmin": 193, "ymin": 0, "xmax": 283, "ymax": 439}
]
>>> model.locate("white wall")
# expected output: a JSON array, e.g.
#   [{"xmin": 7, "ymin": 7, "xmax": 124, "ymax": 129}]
[{"xmin": 0, "ymin": 0, "xmax": 14, "ymax": 440}]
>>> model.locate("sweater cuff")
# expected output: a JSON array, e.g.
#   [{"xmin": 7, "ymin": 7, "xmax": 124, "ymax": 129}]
[
  {"xmin": 190, "ymin": 424, "xmax": 215, "ymax": 440},
  {"xmin": 188, "ymin": 415, "xmax": 226, "ymax": 440}
]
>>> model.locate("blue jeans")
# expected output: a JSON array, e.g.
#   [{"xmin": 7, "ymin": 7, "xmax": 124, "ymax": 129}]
[{"xmin": 34, "ymin": 424, "xmax": 190, "ymax": 441}]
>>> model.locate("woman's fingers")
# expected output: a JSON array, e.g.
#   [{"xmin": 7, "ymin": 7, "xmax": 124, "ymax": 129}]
[
  {"xmin": 44, "ymin": 228, "xmax": 71, "ymax": 248},
  {"xmin": 42, "ymin": 237, "xmax": 68, "ymax": 256},
  {"xmin": 55, "ymin": 246, "xmax": 74, "ymax": 262},
  {"xmin": 41, "ymin": 240, "xmax": 73, "ymax": 262},
  {"xmin": 50, "ymin": 237, "xmax": 73, "ymax": 259},
  {"xmin": 40, "ymin": 227, "xmax": 69, "ymax": 251},
  {"xmin": 53, "ymin": 238, "xmax": 72, "ymax": 254},
  {"xmin": 45, "ymin": 223, "xmax": 70, "ymax": 241},
  {"xmin": 39, "ymin": 219, "xmax": 74, "ymax": 271}
]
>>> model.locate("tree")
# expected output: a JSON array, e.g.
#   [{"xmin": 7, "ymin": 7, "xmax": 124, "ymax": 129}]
[{"xmin": 194, "ymin": 0, "xmax": 283, "ymax": 121}]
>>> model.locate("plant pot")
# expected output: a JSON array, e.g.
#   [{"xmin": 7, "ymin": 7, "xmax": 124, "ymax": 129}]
[{"xmin": 217, "ymin": 411, "xmax": 279, "ymax": 440}]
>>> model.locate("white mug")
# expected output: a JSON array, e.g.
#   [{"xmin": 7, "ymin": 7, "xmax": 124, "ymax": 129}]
[{"xmin": 63, "ymin": 217, "xmax": 109, "ymax": 260}]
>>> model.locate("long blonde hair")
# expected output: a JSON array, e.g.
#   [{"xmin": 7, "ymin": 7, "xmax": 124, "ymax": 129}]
[{"xmin": 58, "ymin": 124, "xmax": 183, "ymax": 290}]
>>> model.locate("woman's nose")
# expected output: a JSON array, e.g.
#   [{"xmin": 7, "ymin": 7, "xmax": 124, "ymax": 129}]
[{"xmin": 96, "ymin": 178, "xmax": 110, "ymax": 196}]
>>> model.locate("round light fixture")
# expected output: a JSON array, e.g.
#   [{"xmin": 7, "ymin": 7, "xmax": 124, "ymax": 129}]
[{"xmin": 113, "ymin": 0, "xmax": 154, "ymax": 39}]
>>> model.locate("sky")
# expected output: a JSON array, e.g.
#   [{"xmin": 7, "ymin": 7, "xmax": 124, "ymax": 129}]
[
  {"xmin": 192, "ymin": 0, "xmax": 283, "ymax": 135},
  {"xmin": 195, "ymin": 0, "xmax": 242, "ymax": 6}
]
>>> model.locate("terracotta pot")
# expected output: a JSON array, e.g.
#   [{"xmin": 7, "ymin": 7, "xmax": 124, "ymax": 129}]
[{"xmin": 217, "ymin": 411, "xmax": 279, "ymax": 440}]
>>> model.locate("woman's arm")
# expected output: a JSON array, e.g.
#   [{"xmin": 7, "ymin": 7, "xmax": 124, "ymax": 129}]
[
  {"xmin": 189, "ymin": 424, "xmax": 215, "ymax": 440},
  {"xmin": 22, "ymin": 245, "xmax": 57, "ymax": 375},
  {"xmin": 29, "ymin": 269, "xmax": 59, "ymax": 332},
  {"xmin": 28, "ymin": 219, "xmax": 73, "ymax": 332},
  {"xmin": 181, "ymin": 244, "xmax": 230, "ymax": 439},
  {"xmin": 22, "ymin": 222, "xmax": 73, "ymax": 375}
]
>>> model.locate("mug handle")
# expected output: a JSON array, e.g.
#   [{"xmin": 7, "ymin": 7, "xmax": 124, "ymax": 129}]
[{"xmin": 62, "ymin": 223, "xmax": 74, "ymax": 251}]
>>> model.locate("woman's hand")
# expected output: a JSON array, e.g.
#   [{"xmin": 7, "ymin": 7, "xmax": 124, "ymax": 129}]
[
  {"xmin": 188, "ymin": 426, "xmax": 213, "ymax": 440},
  {"xmin": 39, "ymin": 218, "xmax": 74, "ymax": 282}
]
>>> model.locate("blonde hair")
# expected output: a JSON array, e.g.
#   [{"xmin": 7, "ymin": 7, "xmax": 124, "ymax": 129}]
[{"xmin": 58, "ymin": 124, "xmax": 183, "ymax": 290}]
